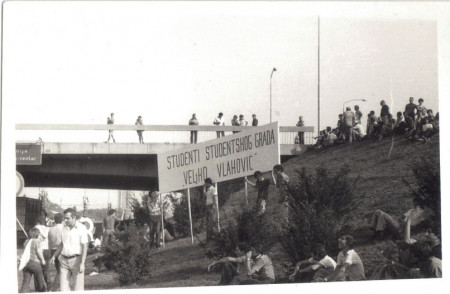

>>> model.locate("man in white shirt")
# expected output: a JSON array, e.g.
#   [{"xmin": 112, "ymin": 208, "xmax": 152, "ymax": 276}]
[
  {"xmin": 322, "ymin": 235, "xmax": 365, "ymax": 282},
  {"xmin": 203, "ymin": 178, "xmax": 219, "ymax": 242},
  {"xmin": 352, "ymin": 121, "xmax": 366, "ymax": 141},
  {"xmin": 214, "ymin": 112, "xmax": 225, "ymax": 138},
  {"xmin": 147, "ymin": 191, "xmax": 163, "ymax": 248},
  {"xmin": 289, "ymin": 244, "xmax": 337, "ymax": 282},
  {"xmin": 49, "ymin": 208, "xmax": 88, "ymax": 291}
]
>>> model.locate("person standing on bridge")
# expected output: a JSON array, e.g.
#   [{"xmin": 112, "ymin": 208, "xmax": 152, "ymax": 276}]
[
  {"xmin": 296, "ymin": 116, "xmax": 305, "ymax": 145},
  {"xmin": 105, "ymin": 113, "xmax": 116, "ymax": 143},
  {"xmin": 252, "ymin": 114, "xmax": 259, "ymax": 127},
  {"xmin": 231, "ymin": 115, "xmax": 240, "ymax": 134},
  {"xmin": 214, "ymin": 112, "xmax": 225, "ymax": 138},
  {"xmin": 203, "ymin": 178, "xmax": 219, "ymax": 242},
  {"xmin": 135, "ymin": 116, "xmax": 144, "ymax": 144},
  {"xmin": 189, "ymin": 113, "xmax": 199, "ymax": 144}
]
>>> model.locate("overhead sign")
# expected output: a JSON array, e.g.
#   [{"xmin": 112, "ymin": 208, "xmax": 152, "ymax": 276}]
[
  {"xmin": 16, "ymin": 144, "xmax": 42, "ymax": 165},
  {"xmin": 157, "ymin": 122, "xmax": 280, "ymax": 193}
]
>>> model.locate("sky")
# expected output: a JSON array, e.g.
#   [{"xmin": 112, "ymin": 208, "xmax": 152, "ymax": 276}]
[
  {"xmin": 2, "ymin": 2, "xmax": 450, "ymax": 293},
  {"xmin": 5, "ymin": 2, "xmax": 439, "ymax": 210}
]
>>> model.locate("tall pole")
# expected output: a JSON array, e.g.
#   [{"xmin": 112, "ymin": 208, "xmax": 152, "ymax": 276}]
[
  {"xmin": 317, "ymin": 16, "xmax": 321, "ymax": 136},
  {"xmin": 187, "ymin": 188, "xmax": 194, "ymax": 244},
  {"xmin": 270, "ymin": 67, "xmax": 277, "ymax": 123}
]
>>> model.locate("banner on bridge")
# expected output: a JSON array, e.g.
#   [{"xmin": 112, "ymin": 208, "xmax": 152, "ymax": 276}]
[
  {"xmin": 157, "ymin": 122, "xmax": 280, "ymax": 193},
  {"xmin": 16, "ymin": 143, "xmax": 42, "ymax": 165}
]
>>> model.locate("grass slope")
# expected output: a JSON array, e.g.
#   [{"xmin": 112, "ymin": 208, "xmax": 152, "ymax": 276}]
[{"xmin": 18, "ymin": 135, "xmax": 439, "ymax": 290}]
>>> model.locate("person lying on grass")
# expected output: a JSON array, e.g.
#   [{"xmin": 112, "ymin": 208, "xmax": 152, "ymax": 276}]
[
  {"xmin": 369, "ymin": 198, "xmax": 432, "ymax": 242},
  {"xmin": 289, "ymin": 243, "xmax": 337, "ymax": 282},
  {"xmin": 207, "ymin": 243, "xmax": 275, "ymax": 285}
]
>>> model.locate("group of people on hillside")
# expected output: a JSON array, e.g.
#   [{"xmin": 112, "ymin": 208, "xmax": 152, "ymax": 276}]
[
  {"xmin": 188, "ymin": 112, "xmax": 259, "ymax": 144},
  {"xmin": 205, "ymin": 160, "xmax": 441, "ymax": 284},
  {"xmin": 311, "ymin": 97, "xmax": 439, "ymax": 149}
]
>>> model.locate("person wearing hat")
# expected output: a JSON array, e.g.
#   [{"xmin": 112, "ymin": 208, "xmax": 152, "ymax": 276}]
[
  {"xmin": 203, "ymin": 178, "xmax": 218, "ymax": 242},
  {"xmin": 147, "ymin": 191, "xmax": 163, "ymax": 248}
]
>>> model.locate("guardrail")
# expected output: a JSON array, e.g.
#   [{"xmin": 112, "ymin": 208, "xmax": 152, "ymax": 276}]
[{"xmin": 16, "ymin": 124, "xmax": 315, "ymax": 145}]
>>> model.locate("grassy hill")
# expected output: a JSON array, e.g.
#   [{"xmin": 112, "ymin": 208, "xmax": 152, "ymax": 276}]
[
  {"xmin": 222, "ymin": 134, "xmax": 440, "ymax": 278},
  {"xmin": 21, "ymin": 135, "xmax": 439, "ymax": 291}
]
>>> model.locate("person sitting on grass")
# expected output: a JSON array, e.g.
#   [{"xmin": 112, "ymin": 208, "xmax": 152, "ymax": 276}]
[
  {"xmin": 352, "ymin": 120, "xmax": 366, "ymax": 141},
  {"xmin": 410, "ymin": 241, "xmax": 442, "ymax": 278},
  {"xmin": 207, "ymin": 243, "xmax": 275, "ymax": 285},
  {"xmin": 393, "ymin": 112, "xmax": 407, "ymax": 135},
  {"xmin": 324, "ymin": 127, "xmax": 337, "ymax": 147},
  {"xmin": 317, "ymin": 235, "xmax": 365, "ymax": 282},
  {"xmin": 289, "ymin": 244, "xmax": 337, "ymax": 282},
  {"xmin": 245, "ymin": 171, "xmax": 271, "ymax": 215}
]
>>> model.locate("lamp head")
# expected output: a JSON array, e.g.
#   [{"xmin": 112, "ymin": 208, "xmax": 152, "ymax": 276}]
[{"xmin": 273, "ymin": 67, "xmax": 277, "ymax": 72}]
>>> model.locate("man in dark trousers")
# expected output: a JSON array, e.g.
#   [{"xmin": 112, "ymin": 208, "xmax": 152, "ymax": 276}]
[{"xmin": 245, "ymin": 171, "xmax": 271, "ymax": 214}]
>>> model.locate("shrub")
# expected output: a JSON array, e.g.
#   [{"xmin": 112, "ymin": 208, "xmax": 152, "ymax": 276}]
[
  {"xmin": 129, "ymin": 193, "xmax": 150, "ymax": 227},
  {"xmin": 208, "ymin": 208, "xmax": 282, "ymax": 259},
  {"xmin": 101, "ymin": 222, "xmax": 151, "ymax": 285},
  {"xmin": 283, "ymin": 165, "xmax": 359, "ymax": 262}
]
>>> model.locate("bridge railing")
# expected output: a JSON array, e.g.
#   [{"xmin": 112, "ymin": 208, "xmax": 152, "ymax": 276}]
[{"xmin": 15, "ymin": 124, "xmax": 315, "ymax": 145}]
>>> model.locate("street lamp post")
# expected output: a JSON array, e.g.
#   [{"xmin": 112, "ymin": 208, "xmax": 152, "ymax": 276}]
[
  {"xmin": 270, "ymin": 67, "xmax": 277, "ymax": 123},
  {"xmin": 342, "ymin": 99, "xmax": 367, "ymax": 113}
]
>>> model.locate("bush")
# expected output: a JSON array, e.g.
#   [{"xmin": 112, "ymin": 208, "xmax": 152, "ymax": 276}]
[
  {"xmin": 283, "ymin": 165, "xmax": 359, "ymax": 262},
  {"xmin": 129, "ymin": 193, "xmax": 150, "ymax": 227},
  {"xmin": 404, "ymin": 157, "xmax": 441, "ymax": 235},
  {"xmin": 101, "ymin": 223, "xmax": 151, "ymax": 285},
  {"xmin": 208, "ymin": 208, "xmax": 282, "ymax": 259}
]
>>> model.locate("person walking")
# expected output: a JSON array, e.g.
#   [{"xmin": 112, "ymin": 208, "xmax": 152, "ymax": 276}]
[
  {"xmin": 105, "ymin": 113, "xmax": 116, "ymax": 143},
  {"xmin": 135, "ymin": 116, "xmax": 144, "ymax": 143},
  {"xmin": 19, "ymin": 228, "xmax": 47, "ymax": 292},
  {"xmin": 47, "ymin": 213, "xmax": 64, "ymax": 291},
  {"xmin": 296, "ymin": 116, "xmax": 305, "ymax": 145},
  {"xmin": 214, "ymin": 112, "xmax": 225, "ymax": 138},
  {"xmin": 189, "ymin": 114, "xmax": 199, "ymax": 144},
  {"xmin": 49, "ymin": 208, "xmax": 89, "ymax": 291}
]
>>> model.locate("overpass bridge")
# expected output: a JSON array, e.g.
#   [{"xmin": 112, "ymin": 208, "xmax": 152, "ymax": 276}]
[{"xmin": 16, "ymin": 124, "xmax": 314, "ymax": 190}]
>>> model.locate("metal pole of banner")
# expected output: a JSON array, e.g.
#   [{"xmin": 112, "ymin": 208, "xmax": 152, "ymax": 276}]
[
  {"xmin": 16, "ymin": 218, "xmax": 28, "ymax": 239},
  {"xmin": 187, "ymin": 188, "xmax": 194, "ymax": 244},
  {"xmin": 160, "ymin": 194, "xmax": 165, "ymax": 249},
  {"xmin": 244, "ymin": 179, "xmax": 249, "ymax": 206},
  {"xmin": 215, "ymin": 183, "xmax": 220, "ymax": 233}
]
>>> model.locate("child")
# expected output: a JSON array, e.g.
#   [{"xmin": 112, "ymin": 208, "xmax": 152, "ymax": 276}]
[{"xmin": 19, "ymin": 228, "xmax": 47, "ymax": 292}]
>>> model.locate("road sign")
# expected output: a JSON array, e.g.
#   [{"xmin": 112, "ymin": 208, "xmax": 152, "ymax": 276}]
[
  {"xmin": 16, "ymin": 143, "xmax": 42, "ymax": 165},
  {"xmin": 157, "ymin": 122, "xmax": 280, "ymax": 193}
]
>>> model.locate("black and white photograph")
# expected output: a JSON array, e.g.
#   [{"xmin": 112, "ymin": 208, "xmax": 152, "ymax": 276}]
[{"xmin": 1, "ymin": 1, "xmax": 449, "ymax": 294}]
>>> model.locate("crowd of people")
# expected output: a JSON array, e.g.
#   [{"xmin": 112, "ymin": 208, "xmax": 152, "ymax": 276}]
[
  {"xmin": 205, "ymin": 160, "xmax": 441, "ymax": 284},
  {"xmin": 311, "ymin": 97, "xmax": 439, "ymax": 149}
]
